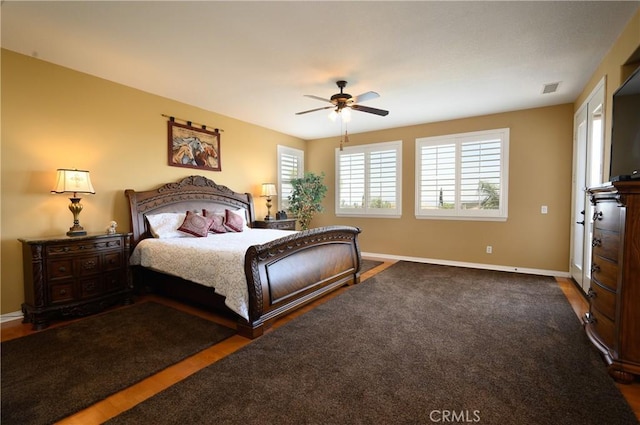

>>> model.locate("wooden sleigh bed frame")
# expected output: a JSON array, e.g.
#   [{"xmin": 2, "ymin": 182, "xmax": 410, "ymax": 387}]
[{"xmin": 126, "ymin": 175, "xmax": 362, "ymax": 338}]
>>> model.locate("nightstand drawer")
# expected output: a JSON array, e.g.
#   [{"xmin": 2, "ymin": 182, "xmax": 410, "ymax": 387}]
[
  {"xmin": 76, "ymin": 255, "xmax": 101, "ymax": 276},
  {"xmin": 50, "ymin": 282, "xmax": 74, "ymax": 303},
  {"xmin": 104, "ymin": 252, "xmax": 123, "ymax": 272},
  {"xmin": 105, "ymin": 271, "xmax": 126, "ymax": 292},
  {"xmin": 80, "ymin": 277, "xmax": 103, "ymax": 299},
  {"xmin": 48, "ymin": 259, "xmax": 74, "ymax": 280},
  {"xmin": 253, "ymin": 219, "xmax": 296, "ymax": 230}
]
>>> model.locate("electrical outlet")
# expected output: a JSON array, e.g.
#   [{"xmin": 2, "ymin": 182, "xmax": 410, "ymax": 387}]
[
  {"xmin": 541, "ymin": 205, "xmax": 548, "ymax": 214},
  {"xmin": 486, "ymin": 245, "xmax": 492, "ymax": 254}
]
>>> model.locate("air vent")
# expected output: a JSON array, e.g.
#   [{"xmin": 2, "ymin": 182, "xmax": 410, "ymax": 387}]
[{"xmin": 542, "ymin": 82, "xmax": 560, "ymax": 94}]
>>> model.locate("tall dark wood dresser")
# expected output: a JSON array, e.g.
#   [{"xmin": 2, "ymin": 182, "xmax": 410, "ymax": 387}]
[{"xmin": 584, "ymin": 180, "xmax": 640, "ymax": 383}]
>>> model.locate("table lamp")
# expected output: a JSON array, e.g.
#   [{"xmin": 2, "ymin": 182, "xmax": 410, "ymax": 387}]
[
  {"xmin": 261, "ymin": 183, "xmax": 277, "ymax": 220},
  {"xmin": 51, "ymin": 168, "xmax": 95, "ymax": 236}
]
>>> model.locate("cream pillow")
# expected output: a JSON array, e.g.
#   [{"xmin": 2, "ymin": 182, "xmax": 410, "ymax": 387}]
[{"xmin": 146, "ymin": 213, "xmax": 188, "ymax": 238}]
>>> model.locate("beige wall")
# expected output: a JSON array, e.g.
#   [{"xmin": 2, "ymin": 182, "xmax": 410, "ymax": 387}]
[
  {"xmin": 1, "ymin": 49, "xmax": 305, "ymax": 313},
  {"xmin": 306, "ymin": 105, "xmax": 574, "ymax": 273}
]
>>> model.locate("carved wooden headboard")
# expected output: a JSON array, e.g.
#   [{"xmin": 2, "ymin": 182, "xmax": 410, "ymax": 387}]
[{"xmin": 125, "ymin": 176, "xmax": 256, "ymax": 248}]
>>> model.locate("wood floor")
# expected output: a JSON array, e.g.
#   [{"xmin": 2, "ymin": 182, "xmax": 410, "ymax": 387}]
[{"xmin": 2, "ymin": 262, "xmax": 639, "ymax": 424}]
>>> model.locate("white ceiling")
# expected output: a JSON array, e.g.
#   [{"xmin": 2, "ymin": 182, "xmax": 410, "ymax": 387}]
[{"xmin": 2, "ymin": 1, "xmax": 639, "ymax": 140}]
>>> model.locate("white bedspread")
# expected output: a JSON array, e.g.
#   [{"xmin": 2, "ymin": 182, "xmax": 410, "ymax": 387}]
[{"xmin": 130, "ymin": 229, "xmax": 295, "ymax": 320}]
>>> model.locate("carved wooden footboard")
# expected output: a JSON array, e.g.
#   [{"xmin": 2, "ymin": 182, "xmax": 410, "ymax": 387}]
[
  {"xmin": 126, "ymin": 176, "xmax": 362, "ymax": 338},
  {"xmin": 242, "ymin": 225, "xmax": 361, "ymax": 338}
]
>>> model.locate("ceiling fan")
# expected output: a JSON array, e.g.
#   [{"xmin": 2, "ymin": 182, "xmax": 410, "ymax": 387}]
[{"xmin": 295, "ymin": 80, "xmax": 389, "ymax": 118}]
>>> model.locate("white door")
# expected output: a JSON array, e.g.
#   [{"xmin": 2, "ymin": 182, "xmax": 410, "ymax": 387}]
[{"xmin": 570, "ymin": 79, "xmax": 605, "ymax": 293}]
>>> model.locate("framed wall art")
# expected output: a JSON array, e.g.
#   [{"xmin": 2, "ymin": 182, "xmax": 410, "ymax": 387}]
[{"xmin": 168, "ymin": 120, "xmax": 221, "ymax": 171}]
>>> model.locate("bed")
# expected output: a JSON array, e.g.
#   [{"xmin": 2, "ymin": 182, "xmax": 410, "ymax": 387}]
[{"xmin": 126, "ymin": 175, "xmax": 362, "ymax": 338}]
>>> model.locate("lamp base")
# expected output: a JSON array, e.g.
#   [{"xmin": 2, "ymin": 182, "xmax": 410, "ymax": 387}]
[
  {"xmin": 264, "ymin": 215, "xmax": 273, "ymax": 221},
  {"xmin": 67, "ymin": 225, "xmax": 87, "ymax": 237}
]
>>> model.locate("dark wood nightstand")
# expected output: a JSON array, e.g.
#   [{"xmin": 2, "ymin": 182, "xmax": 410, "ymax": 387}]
[
  {"xmin": 252, "ymin": 219, "xmax": 297, "ymax": 231},
  {"xmin": 19, "ymin": 232, "xmax": 133, "ymax": 330}
]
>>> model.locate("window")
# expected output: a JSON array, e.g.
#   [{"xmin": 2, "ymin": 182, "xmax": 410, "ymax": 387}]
[
  {"xmin": 415, "ymin": 128, "xmax": 509, "ymax": 221},
  {"xmin": 336, "ymin": 141, "xmax": 402, "ymax": 217},
  {"xmin": 277, "ymin": 145, "xmax": 304, "ymax": 210}
]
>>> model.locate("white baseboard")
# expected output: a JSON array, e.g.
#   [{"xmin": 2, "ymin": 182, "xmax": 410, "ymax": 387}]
[
  {"xmin": 1, "ymin": 311, "xmax": 24, "ymax": 324},
  {"xmin": 361, "ymin": 252, "xmax": 571, "ymax": 278}
]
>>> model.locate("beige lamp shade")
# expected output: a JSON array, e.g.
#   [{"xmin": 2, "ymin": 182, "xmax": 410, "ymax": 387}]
[
  {"xmin": 51, "ymin": 169, "xmax": 95, "ymax": 195},
  {"xmin": 261, "ymin": 183, "xmax": 277, "ymax": 197}
]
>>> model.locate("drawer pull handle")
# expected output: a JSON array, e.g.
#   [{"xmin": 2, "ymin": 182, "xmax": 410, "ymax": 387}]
[
  {"xmin": 587, "ymin": 288, "xmax": 596, "ymax": 299},
  {"xmin": 592, "ymin": 238, "xmax": 602, "ymax": 247},
  {"xmin": 59, "ymin": 289, "xmax": 67, "ymax": 295},
  {"xmin": 58, "ymin": 266, "xmax": 66, "ymax": 273},
  {"xmin": 591, "ymin": 264, "xmax": 600, "ymax": 273},
  {"xmin": 584, "ymin": 312, "xmax": 597, "ymax": 324},
  {"xmin": 593, "ymin": 211, "xmax": 603, "ymax": 221}
]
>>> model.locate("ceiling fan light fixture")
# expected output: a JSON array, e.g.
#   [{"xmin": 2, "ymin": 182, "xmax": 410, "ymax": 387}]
[
  {"xmin": 341, "ymin": 107, "xmax": 352, "ymax": 122},
  {"xmin": 328, "ymin": 109, "xmax": 338, "ymax": 121}
]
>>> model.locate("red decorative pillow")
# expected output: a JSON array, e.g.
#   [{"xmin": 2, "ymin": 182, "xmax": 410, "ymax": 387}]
[
  {"xmin": 202, "ymin": 209, "xmax": 227, "ymax": 233},
  {"xmin": 209, "ymin": 214, "xmax": 227, "ymax": 234},
  {"xmin": 224, "ymin": 209, "xmax": 244, "ymax": 232},
  {"xmin": 177, "ymin": 211, "xmax": 214, "ymax": 237}
]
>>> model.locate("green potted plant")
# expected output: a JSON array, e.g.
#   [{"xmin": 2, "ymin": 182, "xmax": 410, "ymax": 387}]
[{"xmin": 288, "ymin": 172, "xmax": 328, "ymax": 230}]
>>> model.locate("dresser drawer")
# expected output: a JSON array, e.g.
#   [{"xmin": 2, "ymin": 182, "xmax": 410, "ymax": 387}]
[
  {"xmin": 591, "ymin": 257, "xmax": 619, "ymax": 291},
  {"xmin": 589, "ymin": 282, "xmax": 616, "ymax": 322},
  {"xmin": 592, "ymin": 228, "xmax": 620, "ymax": 263},
  {"xmin": 588, "ymin": 308, "xmax": 615, "ymax": 349},
  {"xmin": 593, "ymin": 201, "xmax": 622, "ymax": 232}
]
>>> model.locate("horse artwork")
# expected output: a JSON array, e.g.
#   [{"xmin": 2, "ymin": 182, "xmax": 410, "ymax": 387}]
[{"xmin": 168, "ymin": 120, "xmax": 221, "ymax": 171}]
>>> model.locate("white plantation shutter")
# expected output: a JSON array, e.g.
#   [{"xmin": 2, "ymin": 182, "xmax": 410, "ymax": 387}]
[
  {"xmin": 460, "ymin": 139, "xmax": 502, "ymax": 210},
  {"xmin": 368, "ymin": 148, "xmax": 398, "ymax": 210},
  {"xmin": 277, "ymin": 146, "xmax": 304, "ymax": 210},
  {"xmin": 339, "ymin": 152, "xmax": 365, "ymax": 209},
  {"xmin": 336, "ymin": 141, "xmax": 402, "ymax": 217},
  {"xmin": 418, "ymin": 143, "xmax": 456, "ymax": 210},
  {"xmin": 415, "ymin": 129, "xmax": 509, "ymax": 220}
]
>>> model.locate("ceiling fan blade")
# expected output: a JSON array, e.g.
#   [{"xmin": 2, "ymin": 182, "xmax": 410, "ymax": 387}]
[
  {"xmin": 303, "ymin": 94, "xmax": 333, "ymax": 103},
  {"xmin": 352, "ymin": 91, "xmax": 379, "ymax": 104},
  {"xmin": 351, "ymin": 104, "xmax": 389, "ymax": 116},
  {"xmin": 295, "ymin": 106, "xmax": 333, "ymax": 115}
]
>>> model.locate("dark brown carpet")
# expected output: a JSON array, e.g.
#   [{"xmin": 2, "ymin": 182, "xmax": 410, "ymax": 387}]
[
  {"xmin": 1, "ymin": 301, "xmax": 236, "ymax": 425},
  {"xmin": 360, "ymin": 258, "xmax": 382, "ymax": 273},
  {"xmin": 107, "ymin": 262, "xmax": 638, "ymax": 425}
]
